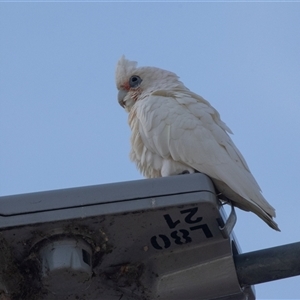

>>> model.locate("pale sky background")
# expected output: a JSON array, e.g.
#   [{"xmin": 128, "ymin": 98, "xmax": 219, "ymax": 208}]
[{"xmin": 0, "ymin": 2, "xmax": 300, "ymax": 299}]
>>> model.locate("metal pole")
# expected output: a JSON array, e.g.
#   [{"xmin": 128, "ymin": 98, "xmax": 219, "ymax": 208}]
[{"xmin": 234, "ymin": 241, "xmax": 300, "ymax": 286}]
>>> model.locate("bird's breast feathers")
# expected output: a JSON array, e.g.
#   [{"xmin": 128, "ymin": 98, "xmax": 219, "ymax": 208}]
[{"xmin": 128, "ymin": 91, "xmax": 233, "ymax": 178}]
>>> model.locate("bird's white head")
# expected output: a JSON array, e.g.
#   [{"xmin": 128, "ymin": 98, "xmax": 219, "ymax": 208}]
[{"xmin": 115, "ymin": 56, "xmax": 185, "ymax": 112}]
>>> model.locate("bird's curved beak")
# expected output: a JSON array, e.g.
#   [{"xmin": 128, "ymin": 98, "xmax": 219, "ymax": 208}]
[{"xmin": 118, "ymin": 89, "xmax": 128, "ymax": 108}]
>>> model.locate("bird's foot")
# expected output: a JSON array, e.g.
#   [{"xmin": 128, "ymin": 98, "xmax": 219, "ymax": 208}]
[
  {"xmin": 216, "ymin": 192, "xmax": 231, "ymax": 205},
  {"xmin": 179, "ymin": 170, "xmax": 190, "ymax": 175}
]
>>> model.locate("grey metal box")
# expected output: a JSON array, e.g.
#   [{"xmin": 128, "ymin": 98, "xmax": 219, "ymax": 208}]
[{"xmin": 0, "ymin": 173, "xmax": 255, "ymax": 300}]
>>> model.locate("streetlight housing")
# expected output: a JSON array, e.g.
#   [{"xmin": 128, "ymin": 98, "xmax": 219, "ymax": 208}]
[{"xmin": 0, "ymin": 173, "xmax": 255, "ymax": 300}]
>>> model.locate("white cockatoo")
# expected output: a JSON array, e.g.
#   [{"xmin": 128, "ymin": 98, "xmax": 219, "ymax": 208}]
[{"xmin": 115, "ymin": 56, "xmax": 279, "ymax": 231}]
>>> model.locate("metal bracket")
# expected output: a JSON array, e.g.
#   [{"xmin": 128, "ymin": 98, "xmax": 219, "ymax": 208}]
[{"xmin": 219, "ymin": 201, "xmax": 237, "ymax": 238}]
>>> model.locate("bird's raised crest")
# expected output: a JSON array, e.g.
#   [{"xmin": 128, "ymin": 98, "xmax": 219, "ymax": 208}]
[{"xmin": 115, "ymin": 56, "xmax": 138, "ymax": 89}]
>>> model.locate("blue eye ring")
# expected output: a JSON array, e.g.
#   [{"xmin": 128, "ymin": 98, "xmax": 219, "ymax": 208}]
[{"xmin": 129, "ymin": 75, "xmax": 142, "ymax": 88}]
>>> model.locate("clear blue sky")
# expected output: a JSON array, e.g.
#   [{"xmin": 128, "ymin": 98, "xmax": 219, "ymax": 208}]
[{"xmin": 1, "ymin": 2, "xmax": 300, "ymax": 299}]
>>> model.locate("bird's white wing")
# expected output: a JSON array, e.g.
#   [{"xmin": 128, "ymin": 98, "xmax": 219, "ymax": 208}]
[{"xmin": 135, "ymin": 90, "xmax": 277, "ymax": 225}]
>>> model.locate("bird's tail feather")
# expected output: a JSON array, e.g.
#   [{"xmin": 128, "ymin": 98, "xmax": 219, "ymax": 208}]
[
  {"xmin": 213, "ymin": 178, "xmax": 280, "ymax": 231},
  {"xmin": 233, "ymin": 199, "xmax": 280, "ymax": 231}
]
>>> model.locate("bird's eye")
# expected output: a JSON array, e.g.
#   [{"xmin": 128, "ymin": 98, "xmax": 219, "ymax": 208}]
[{"xmin": 129, "ymin": 75, "xmax": 142, "ymax": 88}]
